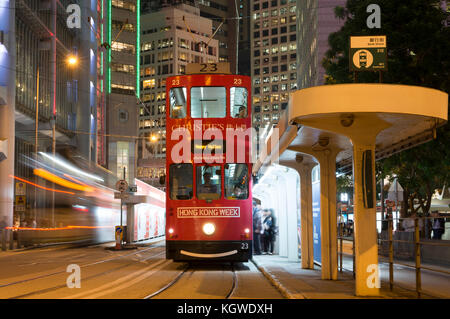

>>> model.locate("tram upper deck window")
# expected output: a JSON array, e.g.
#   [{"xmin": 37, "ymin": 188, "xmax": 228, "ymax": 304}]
[
  {"xmin": 231, "ymin": 87, "xmax": 248, "ymax": 119},
  {"xmin": 225, "ymin": 164, "xmax": 249, "ymax": 200},
  {"xmin": 169, "ymin": 163, "xmax": 193, "ymax": 200},
  {"xmin": 169, "ymin": 87, "xmax": 187, "ymax": 119},
  {"xmin": 196, "ymin": 165, "xmax": 221, "ymax": 201},
  {"xmin": 191, "ymin": 87, "xmax": 226, "ymax": 118}
]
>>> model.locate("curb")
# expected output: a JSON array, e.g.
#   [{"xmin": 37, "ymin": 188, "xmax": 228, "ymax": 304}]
[{"xmin": 250, "ymin": 258, "xmax": 302, "ymax": 299}]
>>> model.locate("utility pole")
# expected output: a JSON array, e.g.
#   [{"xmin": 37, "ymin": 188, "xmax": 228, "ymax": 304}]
[{"xmin": 34, "ymin": 66, "xmax": 39, "ymax": 225}]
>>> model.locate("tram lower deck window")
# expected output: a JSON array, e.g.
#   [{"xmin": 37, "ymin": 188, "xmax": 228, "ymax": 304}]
[
  {"xmin": 169, "ymin": 164, "xmax": 193, "ymax": 200},
  {"xmin": 196, "ymin": 165, "xmax": 221, "ymax": 200},
  {"xmin": 225, "ymin": 164, "xmax": 249, "ymax": 200}
]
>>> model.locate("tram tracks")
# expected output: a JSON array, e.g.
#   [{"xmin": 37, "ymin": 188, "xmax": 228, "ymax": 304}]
[
  {"xmin": 144, "ymin": 262, "xmax": 269, "ymax": 300},
  {"xmin": 1, "ymin": 243, "xmax": 166, "ymax": 299}
]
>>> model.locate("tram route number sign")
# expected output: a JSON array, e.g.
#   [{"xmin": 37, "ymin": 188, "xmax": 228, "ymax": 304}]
[
  {"xmin": 350, "ymin": 35, "xmax": 387, "ymax": 71},
  {"xmin": 186, "ymin": 62, "xmax": 231, "ymax": 75}
]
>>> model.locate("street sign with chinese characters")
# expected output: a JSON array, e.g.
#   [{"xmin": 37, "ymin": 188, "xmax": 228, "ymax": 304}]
[
  {"xmin": 15, "ymin": 195, "xmax": 26, "ymax": 212},
  {"xmin": 16, "ymin": 182, "xmax": 26, "ymax": 196},
  {"xmin": 350, "ymin": 35, "xmax": 387, "ymax": 71}
]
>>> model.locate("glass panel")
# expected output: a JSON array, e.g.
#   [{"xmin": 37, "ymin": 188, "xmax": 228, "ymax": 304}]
[
  {"xmin": 191, "ymin": 87, "xmax": 226, "ymax": 118},
  {"xmin": 169, "ymin": 87, "xmax": 187, "ymax": 119},
  {"xmin": 196, "ymin": 165, "xmax": 221, "ymax": 200},
  {"xmin": 225, "ymin": 164, "xmax": 249, "ymax": 199},
  {"xmin": 230, "ymin": 87, "xmax": 248, "ymax": 118},
  {"xmin": 169, "ymin": 164, "xmax": 193, "ymax": 200}
]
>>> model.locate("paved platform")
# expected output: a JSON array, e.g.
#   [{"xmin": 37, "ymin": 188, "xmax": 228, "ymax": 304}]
[{"xmin": 251, "ymin": 254, "xmax": 442, "ymax": 299}]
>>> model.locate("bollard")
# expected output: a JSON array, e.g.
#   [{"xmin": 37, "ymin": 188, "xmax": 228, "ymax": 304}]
[
  {"xmin": 352, "ymin": 231, "xmax": 355, "ymax": 279},
  {"xmin": 9, "ymin": 229, "xmax": 14, "ymax": 250},
  {"xmin": 339, "ymin": 233, "xmax": 343, "ymax": 273},
  {"xmin": 415, "ymin": 218, "xmax": 422, "ymax": 298},
  {"xmin": 1, "ymin": 229, "xmax": 6, "ymax": 251},
  {"xmin": 388, "ymin": 218, "xmax": 394, "ymax": 291}
]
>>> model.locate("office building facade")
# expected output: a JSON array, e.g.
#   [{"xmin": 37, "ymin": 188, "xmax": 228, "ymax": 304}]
[
  {"xmin": 250, "ymin": 0, "xmax": 298, "ymax": 132},
  {"xmin": 138, "ymin": 3, "xmax": 219, "ymax": 188}
]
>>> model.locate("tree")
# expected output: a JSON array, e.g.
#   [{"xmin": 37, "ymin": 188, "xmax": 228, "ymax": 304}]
[
  {"xmin": 323, "ymin": 0, "xmax": 450, "ymax": 217},
  {"xmin": 381, "ymin": 125, "xmax": 450, "ymax": 217},
  {"xmin": 323, "ymin": 0, "xmax": 450, "ymax": 93}
]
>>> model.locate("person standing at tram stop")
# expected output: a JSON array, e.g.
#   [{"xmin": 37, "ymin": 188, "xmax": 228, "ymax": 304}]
[
  {"xmin": 0, "ymin": 216, "xmax": 7, "ymax": 230},
  {"xmin": 432, "ymin": 211, "xmax": 445, "ymax": 240},
  {"xmin": 262, "ymin": 209, "xmax": 276, "ymax": 255},
  {"xmin": 252, "ymin": 201, "xmax": 263, "ymax": 255},
  {"xmin": 198, "ymin": 172, "xmax": 218, "ymax": 194}
]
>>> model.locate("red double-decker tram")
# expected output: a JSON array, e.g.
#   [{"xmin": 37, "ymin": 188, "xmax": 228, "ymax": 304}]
[{"xmin": 165, "ymin": 63, "xmax": 252, "ymax": 262}]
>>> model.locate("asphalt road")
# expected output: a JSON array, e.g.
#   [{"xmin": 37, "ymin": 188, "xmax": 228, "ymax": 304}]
[{"xmin": 0, "ymin": 241, "xmax": 284, "ymax": 299}]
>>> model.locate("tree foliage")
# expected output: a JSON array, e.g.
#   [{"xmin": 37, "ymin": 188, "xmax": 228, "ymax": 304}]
[
  {"xmin": 324, "ymin": 0, "xmax": 450, "ymax": 216},
  {"xmin": 323, "ymin": 0, "xmax": 450, "ymax": 93}
]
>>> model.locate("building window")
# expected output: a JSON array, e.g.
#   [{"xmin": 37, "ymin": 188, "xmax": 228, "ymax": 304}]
[
  {"xmin": 117, "ymin": 141, "xmax": 129, "ymax": 180},
  {"xmin": 143, "ymin": 79, "xmax": 156, "ymax": 89},
  {"xmin": 111, "ymin": 41, "xmax": 135, "ymax": 54}
]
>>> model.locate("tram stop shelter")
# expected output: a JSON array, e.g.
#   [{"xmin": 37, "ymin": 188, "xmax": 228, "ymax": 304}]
[{"xmin": 253, "ymin": 84, "xmax": 448, "ymax": 296}]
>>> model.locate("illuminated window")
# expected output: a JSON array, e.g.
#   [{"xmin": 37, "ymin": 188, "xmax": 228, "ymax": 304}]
[
  {"xmin": 143, "ymin": 79, "xmax": 155, "ymax": 89},
  {"xmin": 117, "ymin": 142, "xmax": 129, "ymax": 180},
  {"xmin": 112, "ymin": 0, "xmax": 136, "ymax": 12},
  {"xmin": 111, "ymin": 42, "xmax": 135, "ymax": 54},
  {"xmin": 196, "ymin": 166, "xmax": 221, "ymax": 200},
  {"xmin": 225, "ymin": 164, "xmax": 249, "ymax": 200}
]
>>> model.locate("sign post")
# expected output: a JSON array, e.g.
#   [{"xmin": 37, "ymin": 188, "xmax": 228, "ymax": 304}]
[
  {"xmin": 350, "ymin": 35, "xmax": 387, "ymax": 83},
  {"xmin": 114, "ymin": 168, "xmax": 128, "ymax": 249}
]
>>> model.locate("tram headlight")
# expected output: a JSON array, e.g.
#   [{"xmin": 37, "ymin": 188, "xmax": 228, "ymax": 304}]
[
  {"xmin": 244, "ymin": 228, "xmax": 250, "ymax": 234},
  {"xmin": 168, "ymin": 228, "xmax": 174, "ymax": 234},
  {"xmin": 202, "ymin": 223, "xmax": 215, "ymax": 236}
]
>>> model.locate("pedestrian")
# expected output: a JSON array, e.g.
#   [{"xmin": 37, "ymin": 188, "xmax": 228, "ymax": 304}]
[
  {"xmin": 432, "ymin": 211, "xmax": 445, "ymax": 240},
  {"xmin": 0, "ymin": 216, "xmax": 7, "ymax": 230},
  {"xmin": 262, "ymin": 209, "xmax": 276, "ymax": 255},
  {"xmin": 252, "ymin": 201, "xmax": 263, "ymax": 255}
]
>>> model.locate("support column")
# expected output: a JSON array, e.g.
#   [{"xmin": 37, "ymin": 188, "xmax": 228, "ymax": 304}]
[
  {"xmin": 288, "ymin": 145, "xmax": 340, "ymax": 280},
  {"xmin": 315, "ymin": 149, "xmax": 339, "ymax": 280},
  {"xmin": 0, "ymin": 2, "xmax": 16, "ymax": 229},
  {"xmin": 352, "ymin": 139, "xmax": 380, "ymax": 296},
  {"xmin": 297, "ymin": 162, "xmax": 316, "ymax": 269}
]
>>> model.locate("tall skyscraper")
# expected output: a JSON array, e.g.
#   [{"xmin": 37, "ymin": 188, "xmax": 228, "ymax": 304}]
[
  {"xmin": 250, "ymin": 0, "xmax": 298, "ymax": 132},
  {"xmin": 296, "ymin": 0, "xmax": 346, "ymax": 89},
  {"xmin": 137, "ymin": 3, "xmax": 219, "ymax": 188},
  {"xmin": 105, "ymin": 0, "xmax": 141, "ymax": 183},
  {"xmin": 0, "ymin": 0, "xmax": 102, "ymax": 226},
  {"xmin": 142, "ymin": 0, "xmax": 240, "ymax": 73}
]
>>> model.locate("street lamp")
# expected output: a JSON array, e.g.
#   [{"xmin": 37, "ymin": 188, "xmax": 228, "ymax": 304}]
[{"xmin": 66, "ymin": 55, "xmax": 78, "ymax": 67}]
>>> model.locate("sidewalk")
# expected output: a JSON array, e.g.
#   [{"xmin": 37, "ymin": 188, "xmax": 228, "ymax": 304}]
[{"xmin": 251, "ymin": 254, "xmax": 442, "ymax": 299}]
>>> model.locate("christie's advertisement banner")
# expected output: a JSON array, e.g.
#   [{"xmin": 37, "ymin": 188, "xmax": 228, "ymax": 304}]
[{"xmin": 177, "ymin": 207, "xmax": 240, "ymax": 218}]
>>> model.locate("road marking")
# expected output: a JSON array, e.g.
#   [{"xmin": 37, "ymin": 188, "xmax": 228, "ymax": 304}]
[{"xmin": 64, "ymin": 256, "xmax": 168, "ymax": 299}]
